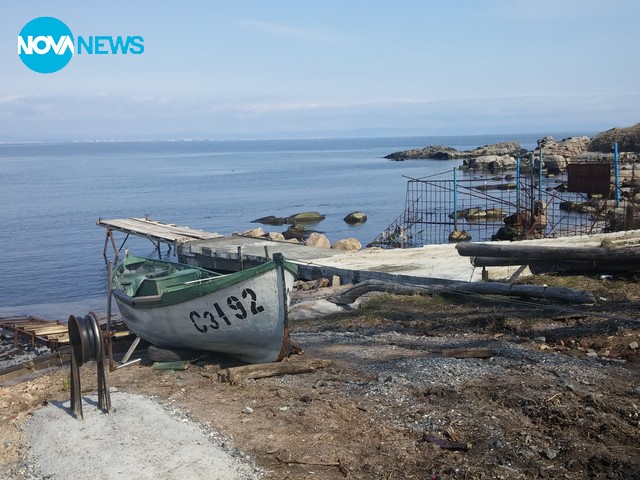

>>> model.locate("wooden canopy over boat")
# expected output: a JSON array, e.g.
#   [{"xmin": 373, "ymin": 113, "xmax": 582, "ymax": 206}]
[{"xmin": 97, "ymin": 217, "xmax": 223, "ymax": 260}]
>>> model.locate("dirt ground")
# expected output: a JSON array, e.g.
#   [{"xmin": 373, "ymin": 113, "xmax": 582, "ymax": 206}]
[{"xmin": 2, "ymin": 273, "xmax": 640, "ymax": 479}]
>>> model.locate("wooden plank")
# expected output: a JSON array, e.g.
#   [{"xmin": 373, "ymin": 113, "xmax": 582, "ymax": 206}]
[{"xmin": 97, "ymin": 218, "xmax": 221, "ymax": 243}]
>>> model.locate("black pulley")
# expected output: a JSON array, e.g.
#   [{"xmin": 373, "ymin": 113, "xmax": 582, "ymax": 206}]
[{"xmin": 68, "ymin": 312, "xmax": 101, "ymax": 366}]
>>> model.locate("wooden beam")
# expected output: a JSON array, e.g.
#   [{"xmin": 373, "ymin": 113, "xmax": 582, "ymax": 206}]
[
  {"xmin": 219, "ymin": 359, "xmax": 332, "ymax": 383},
  {"xmin": 456, "ymin": 242, "xmax": 640, "ymax": 262}
]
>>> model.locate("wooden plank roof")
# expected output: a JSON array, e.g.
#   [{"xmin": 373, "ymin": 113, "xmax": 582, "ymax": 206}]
[{"xmin": 97, "ymin": 217, "xmax": 222, "ymax": 244}]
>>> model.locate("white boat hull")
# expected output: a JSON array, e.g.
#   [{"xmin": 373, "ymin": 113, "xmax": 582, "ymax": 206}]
[{"xmin": 113, "ymin": 257, "xmax": 296, "ymax": 364}]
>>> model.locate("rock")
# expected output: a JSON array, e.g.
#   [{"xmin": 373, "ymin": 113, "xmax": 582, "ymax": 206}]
[
  {"xmin": 252, "ymin": 215, "xmax": 288, "ymax": 225},
  {"xmin": 465, "ymin": 208, "xmax": 486, "ymax": 219},
  {"xmin": 385, "ymin": 145, "xmax": 459, "ymax": 160},
  {"xmin": 463, "ymin": 155, "xmax": 517, "ymax": 171},
  {"xmin": 239, "ymin": 227, "xmax": 265, "ymax": 238},
  {"xmin": 484, "ymin": 208, "xmax": 507, "ymax": 218},
  {"xmin": 343, "ymin": 211, "xmax": 368, "ymax": 224},
  {"xmin": 242, "ymin": 406, "xmax": 254, "ymax": 414},
  {"xmin": 287, "ymin": 211, "xmax": 325, "ymax": 224},
  {"xmin": 282, "ymin": 224, "xmax": 307, "ymax": 240},
  {"xmin": 287, "ymin": 298, "xmax": 348, "ymax": 320},
  {"xmin": 588, "ymin": 123, "xmax": 640, "ymax": 153},
  {"xmin": 541, "ymin": 447, "xmax": 558, "ymax": 460},
  {"xmin": 629, "ymin": 341, "xmax": 639, "ymax": 350},
  {"xmin": 543, "ymin": 154, "xmax": 567, "ymax": 173},
  {"xmin": 586, "ymin": 349, "xmax": 598, "ymax": 357},
  {"xmin": 331, "ymin": 238, "xmax": 362, "ymax": 252},
  {"xmin": 448, "ymin": 230, "xmax": 471, "ymax": 242},
  {"xmin": 265, "ymin": 232, "xmax": 285, "ymax": 241},
  {"xmin": 535, "ymin": 136, "xmax": 590, "ymax": 158},
  {"xmin": 305, "ymin": 232, "xmax": 331, "ymax": 248},
  {"xmin": 533, "ymin": 336, "xmax": 547, "ymax": 343},
  {"xmin": 385, "ymin": 142, "xmax": 524, "ymax": 161}
]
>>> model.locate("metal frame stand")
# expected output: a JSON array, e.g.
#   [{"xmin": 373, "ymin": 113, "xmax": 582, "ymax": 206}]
[{"xmin": 68, "ymin": 312, "xmax": 111, "ymax": 420}]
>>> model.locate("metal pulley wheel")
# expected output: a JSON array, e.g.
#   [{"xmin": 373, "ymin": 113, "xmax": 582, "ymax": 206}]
[{"xmin": 68, "ymin": 312, "xmax": 102, "ymax": 366}]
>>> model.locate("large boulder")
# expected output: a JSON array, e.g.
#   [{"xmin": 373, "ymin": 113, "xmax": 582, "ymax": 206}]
[
  {"xmin": 265, "ymin": 231, "xmax": 285, "ymax": 241},
  {"xmin": 343, "ymin": 211, "xmax": 367, "ymax": 224},
  {"xmin": 237, "ymin": 227, "xmax": 264, "ymax": 238},
  {"xmin": 464, "ymin": 155, "xmax": 517, "ymax": 171},
  {"xmin": 331, "ymin": 238, "xmax": 362, "ymax": 251},
  {"xmin": 543, "ymin": 154, "xmax": 567, "ymax": 173},
  {"xmin": 535, "ymin": 136, "xmax": 590, "ymax": 158},
  {"xmin": 305, "ymin": 232, "xmax": 331, "ymax": 248}
]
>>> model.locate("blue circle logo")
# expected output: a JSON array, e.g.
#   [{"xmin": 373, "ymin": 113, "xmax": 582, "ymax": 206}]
[{"xmin": 18, "ymin": 17, "xmax": 74, "ymax": 74}]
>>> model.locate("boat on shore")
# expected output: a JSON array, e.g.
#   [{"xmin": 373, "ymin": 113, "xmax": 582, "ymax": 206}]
[{"xmin": 111, "ymin": 253, "xmax": 298, "ymax": 364}]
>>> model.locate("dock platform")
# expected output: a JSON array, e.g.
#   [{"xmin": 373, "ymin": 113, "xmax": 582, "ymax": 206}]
[
  {"xmin": 98, "ymin": 217, "xmax": 524, "ymax": 285},
  {"xmin": 178, "ymin": 236, "xmax": 524, "ymax": 285}
]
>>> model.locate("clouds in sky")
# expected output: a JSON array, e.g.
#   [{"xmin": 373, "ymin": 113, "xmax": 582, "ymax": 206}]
[{"xmin": 2, "ymin": 1, "xmax": 639, "ymax": 140}]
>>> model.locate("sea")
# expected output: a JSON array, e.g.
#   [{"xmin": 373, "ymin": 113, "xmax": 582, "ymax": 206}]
[{"xmin": 0, "ymin": 133, "xmax": 584, "ymax": 319}]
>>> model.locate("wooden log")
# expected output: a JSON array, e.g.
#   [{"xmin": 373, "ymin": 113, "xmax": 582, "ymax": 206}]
[
  {"xmin": 452, "ymin": 282, "xmax": 596, "ymax": 303},
  {"xmin": 219, "ymin": 359, "xmax": 331, "ymax": 383},
  {"xmin": 329, "ymin": 279, "xmax": 596, "ymax": 304},
  {"xmin": 456, "ymin": 242, "xmax": 640, "ymax": 262}
]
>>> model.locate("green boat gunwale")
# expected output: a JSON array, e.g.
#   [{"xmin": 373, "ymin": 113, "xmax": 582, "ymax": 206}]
[{"xmin": 112, "ymin": 255, "xmax": 298, "ymax": 309}]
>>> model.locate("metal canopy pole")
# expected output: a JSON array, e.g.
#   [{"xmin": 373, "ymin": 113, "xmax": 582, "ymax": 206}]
[{"xmin": 614, "ymin": 142, "xmax": 620, "ymax": 207}]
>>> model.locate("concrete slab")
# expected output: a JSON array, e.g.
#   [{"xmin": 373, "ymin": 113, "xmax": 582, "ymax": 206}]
[{"xmin": 178, "ymin": 236, "xmax": 525, "ymax": 285}]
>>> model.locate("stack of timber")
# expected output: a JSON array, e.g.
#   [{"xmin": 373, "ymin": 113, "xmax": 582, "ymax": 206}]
[
  {"xmin": 456, "ymin": 232, "xmax": 640, "ymax": 274},
  {"xmin": 0, "ymin": 317, "xmax": 70, "ymax": 350},
  {"xmin": 0, "ymin": 316, "xmax": 132, "ymax": 351}
]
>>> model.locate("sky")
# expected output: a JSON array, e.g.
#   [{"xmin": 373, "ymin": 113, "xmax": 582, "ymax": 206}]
[{"xmin": 1, "ymin": 0, "xmax": 639, "ymax": 141}]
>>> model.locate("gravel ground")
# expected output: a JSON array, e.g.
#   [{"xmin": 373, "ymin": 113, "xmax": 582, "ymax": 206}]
[
  {"xmin": 15, "ymin": 392, "xmax": 260, "ymax": 480},
  {"xmin": 2, "ymin": 275, "xmax": 640, "ymax": 479}
]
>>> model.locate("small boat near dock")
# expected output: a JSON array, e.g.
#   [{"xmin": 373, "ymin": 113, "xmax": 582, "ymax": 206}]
[{"xmin": 111, "ymin": 253, "xmax": 298, "ymax": 364}]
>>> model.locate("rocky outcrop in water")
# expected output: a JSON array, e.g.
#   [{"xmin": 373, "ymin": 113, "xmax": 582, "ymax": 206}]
[
  {"xmin": 385, "ymin": 141, "xmax": 525, "ymax": 161},
  {"xmin": 343, "ymin": 211, "xmax": 367, "ymax": 224},
  {"xmin": 252, "ymin": 211, "xmax": 326, "ymax": 226}
]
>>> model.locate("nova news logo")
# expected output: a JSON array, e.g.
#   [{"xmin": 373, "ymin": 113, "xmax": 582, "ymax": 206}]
[{"xmin": 18, "ymin": 16, "xmax": 144, "ymax": 74}]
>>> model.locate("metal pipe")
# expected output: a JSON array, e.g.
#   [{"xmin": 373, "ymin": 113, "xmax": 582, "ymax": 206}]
[
  {"xmin": 453, "ymin": 168, "xmax": 458, "ymax": 231},
  {"xmin": 516, "ymin": 157, "xmax": 521, "ymax": 212},
  {"xmin": 538, "ymin": 148, "xmax": 543, "ymax": 201},
  {"xmin": 107, "ymin": 261, "xmax": 114, "ymax": 371},
  {"xmin": 614, "ymin": 142, "xmax": 620, "ymax": 207}
]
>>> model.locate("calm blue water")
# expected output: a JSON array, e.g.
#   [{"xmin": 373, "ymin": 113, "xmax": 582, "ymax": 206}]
[{"xmin": 0, "ymin": 133, "xmax": 573, "ymax": 318}]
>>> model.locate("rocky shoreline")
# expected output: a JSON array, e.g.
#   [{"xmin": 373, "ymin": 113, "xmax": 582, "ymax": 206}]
[{"xmin": 385, "ymin": 123, "xmax": 640, "ymax": 174}]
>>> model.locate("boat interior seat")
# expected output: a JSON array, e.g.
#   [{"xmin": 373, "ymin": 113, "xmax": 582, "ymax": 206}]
[{"xmin": 136, "ymin": 268, "xmax": 202, "ymax": 296}]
